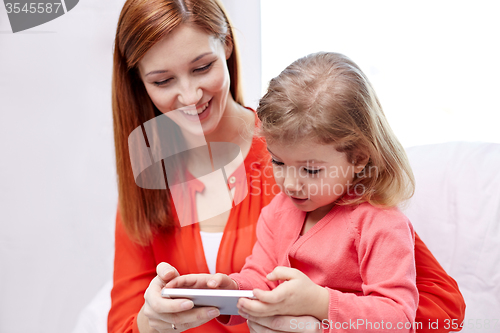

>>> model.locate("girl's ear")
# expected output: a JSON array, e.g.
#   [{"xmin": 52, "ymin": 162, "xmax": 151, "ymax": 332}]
[{"xmin": 353, "ymin": 154, "xmax": 370, "ymax": 173}]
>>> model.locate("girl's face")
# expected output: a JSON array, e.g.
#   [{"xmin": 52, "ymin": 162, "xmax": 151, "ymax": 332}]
[
  {"xmin": 138, "ymin": 23, "xmax": 232, "ymax": 137},
  {"xmin": 268, "ymin": 140, "xmax": 366, "ymax": 219}
]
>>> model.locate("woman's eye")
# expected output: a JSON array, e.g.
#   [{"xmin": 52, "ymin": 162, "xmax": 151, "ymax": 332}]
[
  {"xmin": 305, "ymin": 168, "xmax": 321, "ymax": 175},
  {"xmin": 194, "ymin": 61, "xmax": 214, "ymax": 73},
  {"xmin": 153, "ymin": 78, "xmax": 172, "ymax": 87},
  {"xmin": 271, "ymin": 158, "xmax": 284, "ymax": 166}
]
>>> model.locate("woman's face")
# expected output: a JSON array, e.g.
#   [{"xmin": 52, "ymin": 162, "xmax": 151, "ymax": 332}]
[{"xmin": 138, "ymin": 23, "xmax": 232, "ymax": 137}]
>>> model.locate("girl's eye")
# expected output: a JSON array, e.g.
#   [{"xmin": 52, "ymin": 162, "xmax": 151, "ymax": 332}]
[
  {"xmin": 153, "ymin": 78, "xmax": 172, "ymax": 87},
  {"xmin": 305, "ymin": 168, "xmax": 321, "ymax": 175},
  {"xmin": 271, "ymin": 158, "xmax": 284, "ymax": 166},
  {"xmin": 194, "ymin": 61, "xmax": 214, "ymax": 73}
]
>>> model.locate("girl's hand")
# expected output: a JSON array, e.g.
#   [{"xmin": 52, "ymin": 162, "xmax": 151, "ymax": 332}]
[
  {"xmin": 165, "ymin": 272, "xmax": 239, "ymax": 290},
  {"xmin": 237, "ymin": 267, "xmax": 329, "ymax": 321},
  {"xmin": 242, "ymin": 313, "xmax": 322, "ymax": 333},
  {"xmin": 139, "ymin": 262, "xmax": 221, "ymax": 332}
]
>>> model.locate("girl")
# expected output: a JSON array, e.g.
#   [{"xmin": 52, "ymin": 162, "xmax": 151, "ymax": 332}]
[{"xmin": 166, "ymin": 52, "xmax": 420, "ymax": 332}]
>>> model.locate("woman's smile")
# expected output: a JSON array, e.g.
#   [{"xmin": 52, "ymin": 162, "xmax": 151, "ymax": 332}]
[{"xmin": 178, "ymin": 99, "xmax": 212, "ymax": 122}]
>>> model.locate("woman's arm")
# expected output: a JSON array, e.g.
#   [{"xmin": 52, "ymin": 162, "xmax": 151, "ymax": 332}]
[
  {"xmin": 108, "ymin": 210, "xmax": 219, "ymax": 333},
  {"xmin": 108, "ymin": 209, "xmax": 158, "ymax": 333},
  {"xmin": 414, "ymin": 233, "xmax": 466, "ymax": 332}
]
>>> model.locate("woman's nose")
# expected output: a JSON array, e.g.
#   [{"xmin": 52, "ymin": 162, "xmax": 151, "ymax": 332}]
[{"xmin": 177, "ymin": 81, "xmax": 202, "ymax": 106}]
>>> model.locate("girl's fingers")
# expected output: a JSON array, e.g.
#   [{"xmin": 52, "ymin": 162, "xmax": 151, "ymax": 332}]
[
  {"xmin": 252, "ymin": 288, "xmax": 285, "ymax": 304},
  {"xmin": 266, "ymin": 266, "xmax": 302, "ymax": 281},
  {"xmin": 237, "ymin": 298, "xmax": 276, "ymax": 317}
]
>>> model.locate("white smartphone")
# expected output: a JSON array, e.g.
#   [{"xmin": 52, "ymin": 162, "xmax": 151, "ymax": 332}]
[{"xmin": 161, "ymin": 288, "xmax": 256, "ymax": 315}]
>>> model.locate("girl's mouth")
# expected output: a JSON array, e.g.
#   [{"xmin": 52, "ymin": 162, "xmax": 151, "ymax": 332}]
[{"xmin": 290, "ymin": 196, "xmax": 308, "ymax": 205}]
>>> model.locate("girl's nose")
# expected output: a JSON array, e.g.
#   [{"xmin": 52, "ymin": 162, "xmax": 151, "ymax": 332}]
[{"xmin": 283, "ymin": 167, "xmax": 303, "ymax": 194}]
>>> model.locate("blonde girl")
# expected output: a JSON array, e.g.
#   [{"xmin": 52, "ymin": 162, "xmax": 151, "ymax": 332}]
[{"xmin": 167, "ymin": 52, "xmax": 426, "ymax": 332}]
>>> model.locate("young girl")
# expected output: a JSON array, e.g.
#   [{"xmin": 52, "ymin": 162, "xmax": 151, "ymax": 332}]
[
  {"xmin": 165, "ymin": 52, "xmax": 418, "ymax": 331},
  {"xmin": 165, "ymin": 51, "xmax": 419, "ymax": 332}
]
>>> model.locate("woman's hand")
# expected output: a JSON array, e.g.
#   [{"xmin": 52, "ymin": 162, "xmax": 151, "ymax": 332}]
[
  {"xmin": 237, "ymin": 267, "xmax": 329, "ymax": 321},
  {"xmin": 242, "ymin": 313, "xmax": 322, "ymax": 333},
  {"xmin": 165, "ymin": 272, "xmax": 239, "ymax": 290},
  {"xmin": 138, "ymin": 262, "xmax": 221, "ymax": 332}
]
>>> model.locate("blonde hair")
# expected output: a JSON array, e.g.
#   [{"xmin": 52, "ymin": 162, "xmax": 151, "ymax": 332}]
[
  {"xmin": 112, "ymin": 0, "xmax": 243, "ymax": 244},
  {"xmin": 257, "ymin": 52, "xmax": 414, "ymax": 207}
]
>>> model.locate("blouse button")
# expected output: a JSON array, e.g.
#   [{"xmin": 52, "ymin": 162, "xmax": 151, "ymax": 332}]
[{"xmin": 229, "ymin": 176, "xmax": 236, "ymax": 184}]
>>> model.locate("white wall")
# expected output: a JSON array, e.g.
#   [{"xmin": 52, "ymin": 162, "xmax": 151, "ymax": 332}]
[
  {"xmin": 224, "ymin": 0, "xmax": 262, "ymax": 109},
  {"xmin": 0, "ymin": 1, "xmax": 122, "ymax": 332},
  {"xmin": 0, "ymin": 1, "xmax": 261, "ymax": 332},
  {"xmin": 261, "ymin": 0, "xmax": 500, "ymax": 148}
]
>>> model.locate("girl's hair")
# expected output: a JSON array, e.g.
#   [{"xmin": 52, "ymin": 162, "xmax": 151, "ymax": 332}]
[
  {"xmin": 112, "ymin": 0, "xmax": 243, "ymax": 244},
  {"xmin": 257, "ymin": 52, "xmax": 414, "ymax": 207}
]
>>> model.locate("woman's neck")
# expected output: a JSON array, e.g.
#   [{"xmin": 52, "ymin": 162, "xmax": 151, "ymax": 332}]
[
  {"xmin": 205, "ymin": 97, "xmax": 254, "ymax": 145},
  {"xmin": 183, "ymin": 97, "xmax": 255, "ymax": 175}
]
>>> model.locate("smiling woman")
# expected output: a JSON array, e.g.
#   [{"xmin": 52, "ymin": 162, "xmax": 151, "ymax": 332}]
[{"xmin": 109, "ymin": 1, "xmax": 268, "ymax": 332}]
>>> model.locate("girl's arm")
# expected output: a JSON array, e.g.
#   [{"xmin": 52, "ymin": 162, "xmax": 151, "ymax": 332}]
[
  {"xmin": 237, "ymin": 207, "xmax": 419, "ymax": 332},
  {"xmin": 319, "ymin": 209, "xmax": 418, "ymax": 332}
]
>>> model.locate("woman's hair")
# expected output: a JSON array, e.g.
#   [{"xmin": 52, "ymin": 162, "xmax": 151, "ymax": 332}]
[
  {"xmin": 112, "ymin": 0, "xmax": 243, "ymax": 244},
  {"xmin": 257, "ymin": 52, "xmax": 415, "ymax": 207}
]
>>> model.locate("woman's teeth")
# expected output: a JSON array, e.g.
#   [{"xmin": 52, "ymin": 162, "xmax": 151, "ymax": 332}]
[{"xmin": 181, "ymin": 101, "xmax": 209, "ymax": 116}]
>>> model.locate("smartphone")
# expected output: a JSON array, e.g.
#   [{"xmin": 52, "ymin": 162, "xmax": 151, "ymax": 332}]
[{"xmin": 161, "ymin": 288, "xmax": 256, "ymax": 315}]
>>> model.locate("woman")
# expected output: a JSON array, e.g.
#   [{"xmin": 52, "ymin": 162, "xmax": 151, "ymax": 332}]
[{"xmin": 109, "ymin": 0, "xmax": 465, "ymax": 332}]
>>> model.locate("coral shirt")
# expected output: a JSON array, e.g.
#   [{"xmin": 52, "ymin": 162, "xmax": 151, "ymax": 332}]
[
  {"xmin": 228, "ymin": 193, "xmax": 418, "ymax": 331},
  {"xmin": 108, "ymin": 111, "xmax": 465, "ymax": 333}
]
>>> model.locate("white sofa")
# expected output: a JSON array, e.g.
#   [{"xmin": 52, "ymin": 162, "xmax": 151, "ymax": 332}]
[
  {"xmin": 72, "ymin": 141, "xmax": 500, "ymax": 333},
  {"xmin": 403, "ymin": 141, "xmax": 500, "ymax": 332}
]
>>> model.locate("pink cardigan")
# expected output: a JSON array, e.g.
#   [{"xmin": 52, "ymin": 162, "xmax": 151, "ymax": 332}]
[{"xmin": 228, "ymin": 192, "xmax": 418, "ymax": 332}]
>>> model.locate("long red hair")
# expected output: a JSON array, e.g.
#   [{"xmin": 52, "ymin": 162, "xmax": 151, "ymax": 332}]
[{"xmin": 112, "ymin": 0, "xmax": 244, "ymax": 244}]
